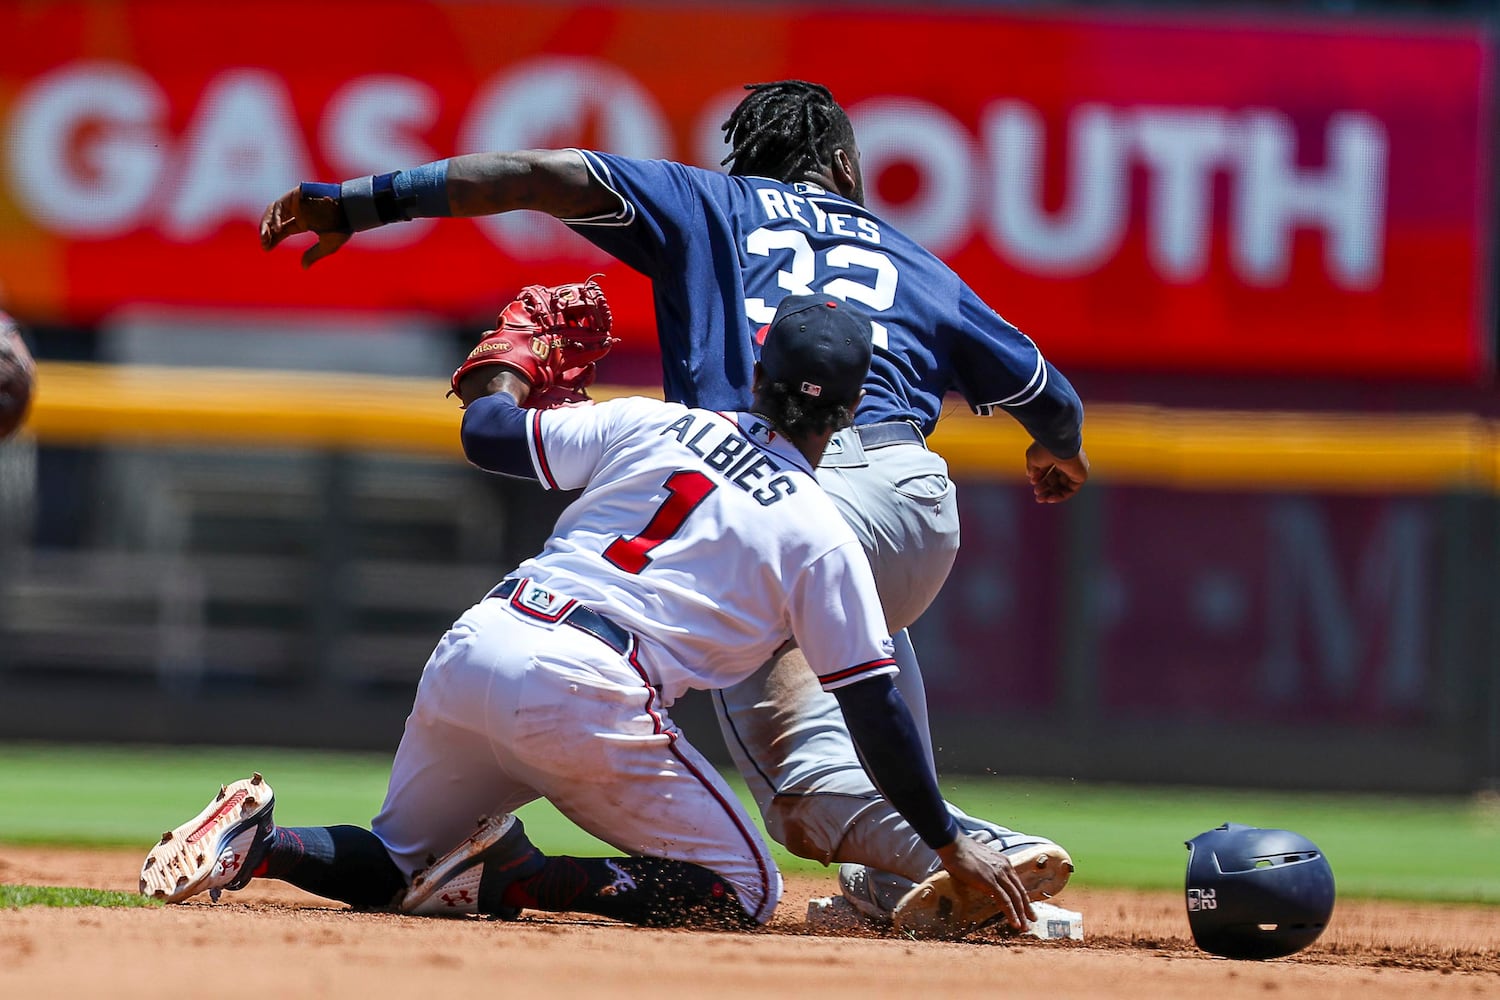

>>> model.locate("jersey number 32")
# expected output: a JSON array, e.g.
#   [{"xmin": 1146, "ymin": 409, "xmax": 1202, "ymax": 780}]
[{"xmin": 743, "ymin": 227, "xmax": 896, "ymax": 349}]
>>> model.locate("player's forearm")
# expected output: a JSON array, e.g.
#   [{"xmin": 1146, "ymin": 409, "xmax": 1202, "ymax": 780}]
[
  {"xmin": 833, "ymin": 676, "xmax": 959, "ymax": 850},
  {"xmin": 300, "ymin": 150, "xmax": 612, "ymax": 233},
  {"xmin": 1008, "ymin": 361, "xmax": 1084, "ymax": 459},
  {"xmin": 460, "ymin": 389, "xmax": 539, "ymax": 479},
  {"xmin": 446, "ymin": 150, "xmax": 615, "ymax": 219}
]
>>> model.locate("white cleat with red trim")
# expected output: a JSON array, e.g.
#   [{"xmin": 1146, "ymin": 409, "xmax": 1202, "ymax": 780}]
[
  {"xmin": 139, "ymin": 773, "xmax": 275, "ymax": 904},
  {"xmin": 401, "ymin": 814, "xmax": 545, "ymax": 918}
]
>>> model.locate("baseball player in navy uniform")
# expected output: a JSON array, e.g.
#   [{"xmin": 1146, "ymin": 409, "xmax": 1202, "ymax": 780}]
[
  {"xmin": 140, "ymin": 288, "xmax": 1067, "ymax": 934},
  {"xmin": 260, "ymin": 79, "xmax": 1086, "ymax": 929}
]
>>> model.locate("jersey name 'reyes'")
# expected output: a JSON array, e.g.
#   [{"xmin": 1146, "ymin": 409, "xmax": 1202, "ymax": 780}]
[
  {"xmin": 753, "ymin": 187, "xmax": 883, "ymax": 246},
  {"xmin": 565, "ymin": 149, "xmax": 1077, "ymax": 450},
  {"xmin": 509, "ymin": 397, "xmax": 896, "ymax": 704}
]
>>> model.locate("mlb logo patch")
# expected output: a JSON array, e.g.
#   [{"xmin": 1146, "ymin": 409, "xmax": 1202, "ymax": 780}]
[
  {"xmin": 1186, "ymin": 888, "xmax": 1217, "ymax": 911},
  {"xmin": 744, "ymin": 418, "xmax": 774, "ymax": 445},
  {"xmin": 517, "ymin": 583, "xmax": 569, "ymax": 618}
]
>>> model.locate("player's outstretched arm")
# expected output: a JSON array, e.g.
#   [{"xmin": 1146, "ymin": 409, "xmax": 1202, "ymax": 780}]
[
  {"xmin": 446, "ymin": 150, "xmax": 612, "ymax": 220},
  {"xmin": 259, "ymin": 150, "xmax": 615, "ymax": 268},
  {"xmin": 831, "ymin": 675, "xmax": 1034, "ymax": 930},
  {"xmin": 1025, "ymin": 440, "xmax": 1090, "ymax": 504}
]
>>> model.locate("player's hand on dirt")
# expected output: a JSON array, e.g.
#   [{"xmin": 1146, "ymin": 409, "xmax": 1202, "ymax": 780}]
[
  {"xmin": 934, "ymin": 836, "xmax": 1037, "ymax": 931},
  {"xmin": 1025, "ymin": 441, "xmax": 1090, "ymax": 504},
  {"xmin": 259, "ymin": 187, "xmax": 352, "ymax": 268}
]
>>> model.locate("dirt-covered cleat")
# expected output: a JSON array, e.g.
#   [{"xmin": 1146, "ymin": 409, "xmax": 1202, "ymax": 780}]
[
  {"xmin": 836, "ymin": 863, "xmax": 904, "ymax": 925},
  {"xmin": 138, "ymin": 774, "xmax": 276, "ymax": 904},
  {"xmin": 891, "ymin": 843, "xmax": 1074, "ymax": 941},
  {"xmin": 400, "ymin": 814, "xmax": 545, "ymax": 918}
]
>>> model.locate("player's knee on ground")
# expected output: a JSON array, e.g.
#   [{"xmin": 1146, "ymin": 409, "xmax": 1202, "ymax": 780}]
[{"xmin": 764, "ymin": 793, "xmax": 862, "ymax": 865}]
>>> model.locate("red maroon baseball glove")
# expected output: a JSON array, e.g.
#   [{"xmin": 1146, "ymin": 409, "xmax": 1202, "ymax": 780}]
[{"xmin": 450, "ymin": 278, "xmax": 616, "ymax": 409}]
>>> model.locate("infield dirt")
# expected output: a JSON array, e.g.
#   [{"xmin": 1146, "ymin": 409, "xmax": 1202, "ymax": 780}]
[{"xmin": 1, "ymin": 845, "xmax": 1496, "ymax": 998}]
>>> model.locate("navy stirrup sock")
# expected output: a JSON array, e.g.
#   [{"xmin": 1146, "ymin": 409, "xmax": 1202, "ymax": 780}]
[{"xmin": 259, "ymin": 825, "xmax": 405, "ymax": 909}]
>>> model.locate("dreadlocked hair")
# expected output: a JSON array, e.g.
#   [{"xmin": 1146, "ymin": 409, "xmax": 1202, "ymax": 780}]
[
  {"xmin": 721, "ymin": 80, "xmax": 855, "ymax": 180},
  {"xmin": 756, "ymin": 380, "xmax": 858, "ymax": 439}
]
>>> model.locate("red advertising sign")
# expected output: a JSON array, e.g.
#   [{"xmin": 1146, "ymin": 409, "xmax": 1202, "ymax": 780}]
[
  {"xmin": 0, "ymin": 3, "xmax": 1491, "ymax": 380},
  {"xmin": 916, "ymin": 484, "xmax": 1446, "ymax": 729},
  {"xmin": 1094, "ymin": 489, "xmax": 1439, "ymax": 726}
]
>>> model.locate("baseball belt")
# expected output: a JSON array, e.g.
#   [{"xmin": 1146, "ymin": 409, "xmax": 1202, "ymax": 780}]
[
  {"xmin": 854, "ymin": 420, "xmax": 926, "ymax": 450},
  {"xmin": 492, "ymin": 577, "xmax": 633, "ymax": 656}
]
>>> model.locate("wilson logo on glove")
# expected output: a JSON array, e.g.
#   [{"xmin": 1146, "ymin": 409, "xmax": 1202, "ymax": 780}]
[
  {"xmin": 468, "ymin": 341, "xmax": 514, "ymax": 357},
  {"xmin": 449, "ymin": 278, "xmax": 617, "ymax": 410}
]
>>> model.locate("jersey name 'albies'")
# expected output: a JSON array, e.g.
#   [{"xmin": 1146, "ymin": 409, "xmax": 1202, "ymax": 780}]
[{"xmin": 510, "ymin": 397, "xmax": 897, "ymax": 704}]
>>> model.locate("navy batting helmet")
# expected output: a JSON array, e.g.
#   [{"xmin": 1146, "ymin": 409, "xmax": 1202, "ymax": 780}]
[{"xmin": 1184, "ymin": 822, "xmax": 1335, "ymax": 960}]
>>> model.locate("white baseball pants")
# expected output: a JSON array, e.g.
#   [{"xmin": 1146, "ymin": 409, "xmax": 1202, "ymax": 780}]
[{"xmin": 373, "ymin": 596, "xmax": 782, "ymax": 923}]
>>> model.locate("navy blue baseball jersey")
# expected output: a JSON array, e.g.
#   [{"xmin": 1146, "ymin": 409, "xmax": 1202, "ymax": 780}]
[{"xmin": 565, "ymin": 150, "xmax": 1083, "ymax": 457}]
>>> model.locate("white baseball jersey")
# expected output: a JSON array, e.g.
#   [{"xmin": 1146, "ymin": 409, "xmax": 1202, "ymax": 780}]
[{"xmin": 507, "ymin": 397, "xmax": 897, "ymax": 704}]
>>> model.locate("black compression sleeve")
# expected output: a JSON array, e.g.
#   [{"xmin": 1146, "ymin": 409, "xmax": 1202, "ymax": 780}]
[
  {"xmin": 459, "ymin": 391, "xmax": 539, "ymax": 478},
  {"xmin": 833, "ymin": 675, "xmax": 959, "ymax": 850}
]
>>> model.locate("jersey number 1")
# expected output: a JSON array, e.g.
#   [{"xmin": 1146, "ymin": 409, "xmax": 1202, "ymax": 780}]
[{"xmin": 603, "ymin": 470, "xmax": 717, "ymax": 574}]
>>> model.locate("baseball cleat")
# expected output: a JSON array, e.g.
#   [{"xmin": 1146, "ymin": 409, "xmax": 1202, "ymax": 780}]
[
  {"xmin": 839, "ymin": 831, "xmax": 1066, "ymax": 926},
  {"xmin": 836, "ymin": 863, "xmax": 903, "ymax": 925},
  {"xmin": 891, "ymin": 842, "xmax": 1074, "ymax": 941},
  {"xmin": 400, "ymin": 814, "xmax": 545, "ymax": 918},
  {"xmin": 139, "ymin": 773, "xmax": 275, "ymax": 904}
]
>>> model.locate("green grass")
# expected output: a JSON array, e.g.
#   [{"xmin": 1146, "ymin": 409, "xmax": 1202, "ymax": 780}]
[
  {"xmin": 940, "ymin": 777, "xmax": 1500, "ymax": 903},
  {"xmin": 1, "ymin": 743, "xmax": 1496, "ymax": 904},
  {"xmin": 1, "ymin": 884, "xmax": 162, "ymax": 909}
]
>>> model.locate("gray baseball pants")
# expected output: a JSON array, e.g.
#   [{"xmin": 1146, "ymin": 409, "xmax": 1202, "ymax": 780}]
[{"xmin": 713, "ymin": 424, "xmax": 1042, "ymax": 884}]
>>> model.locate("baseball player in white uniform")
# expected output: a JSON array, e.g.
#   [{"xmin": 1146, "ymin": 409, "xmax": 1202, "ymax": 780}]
[{"xmin": 141, "ymin": 290, "xmax": 1063, "ymax": 933}]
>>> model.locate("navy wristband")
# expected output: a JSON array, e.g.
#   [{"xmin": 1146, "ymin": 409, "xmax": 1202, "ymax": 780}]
[
  {"xmin": 392, "ymin": 159, "xmax": 452, "ymax": 218},
  {"xmin": 298, "ymin": 181, "xmax": 351, "ymax": 232},
  {"xmin": 301, "ymin": 159, "xmax": 450, "ymax": 236},
  {"xmin": 338, "ymin": 173, "xmax": 408, "ymax": 232}
]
